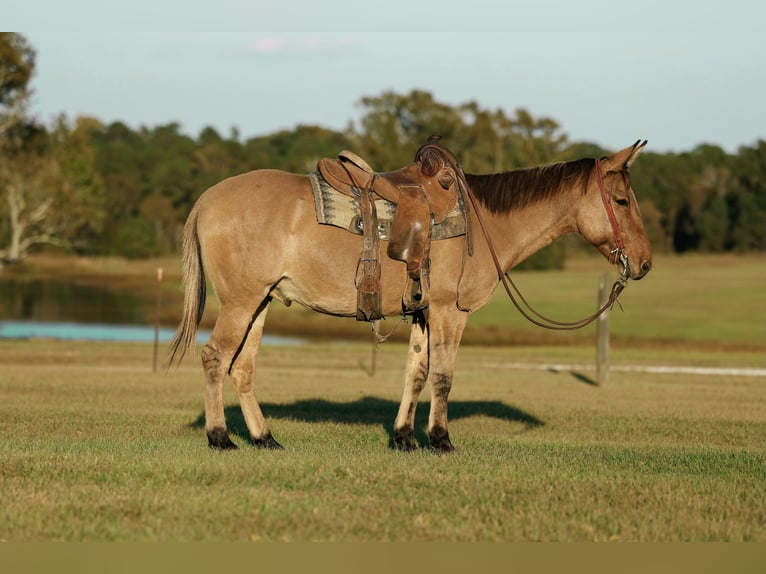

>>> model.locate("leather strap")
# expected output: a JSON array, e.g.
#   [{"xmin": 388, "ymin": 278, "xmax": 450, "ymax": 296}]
[
  {"xmin": 355, "ymin": 185, "xmax": 382, "ymax": 321},
  {"xmin": 462, "ymin": 159, "xmax": 627, "ymax": 331},
  {"xmin": 595, "ymin": 157, "xmax": 624, "ymax": 252},
  {"xmin": 340, "ymin": 161, "xmax": 383, "ymax": 321}
]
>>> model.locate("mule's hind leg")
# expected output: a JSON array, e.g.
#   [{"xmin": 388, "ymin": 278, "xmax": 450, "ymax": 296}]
[
  {"xmin": 228, "ymin": 297, "xmax": 282, "ymax": 449},
  {"xmin": 202, "ymin": 302, "xmax": 265, "ymax": 450},
  {"xmin": 201, "ymin": 348, "xmax": 237, "ymax": 449}
]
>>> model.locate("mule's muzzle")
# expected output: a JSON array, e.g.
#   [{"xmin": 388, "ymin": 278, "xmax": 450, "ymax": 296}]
[{"xmin": 631, "ymin": 259, "xmax": 652, "ymax": 280}]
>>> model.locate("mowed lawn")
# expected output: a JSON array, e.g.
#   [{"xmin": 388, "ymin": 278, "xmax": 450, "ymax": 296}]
[{"xmin": 0, "ymin": 339, "xmax": 762, "ymax": 541}]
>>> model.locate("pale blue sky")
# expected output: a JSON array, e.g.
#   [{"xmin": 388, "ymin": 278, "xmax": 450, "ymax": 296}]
[{"xmin": 5, "ymin": 0, "xmax": 765, "ymax": 153}]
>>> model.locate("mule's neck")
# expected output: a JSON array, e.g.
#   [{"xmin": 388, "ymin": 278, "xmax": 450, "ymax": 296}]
[{"xmin": 465, "ymin": 168, "xmax": 588, "ymax": 271}]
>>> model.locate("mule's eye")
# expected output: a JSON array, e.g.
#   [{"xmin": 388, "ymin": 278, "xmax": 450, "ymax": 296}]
[{"xmin": 615, "ymin": 198, "xmax": 629, "ymax": 207}]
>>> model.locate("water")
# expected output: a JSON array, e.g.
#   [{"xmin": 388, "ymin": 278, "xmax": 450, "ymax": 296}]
[
  {"xmin": 0, "ymin": 320, "xmax": 299, "ymax": 345},
  {"xmin": 0, "ymin": 279, "xmax": 301, "ymax": 345},
  {"xmin": 0, "ymin": 279, "xmax": 147, "ymax": 324},
  {"xmin": 0, "ymin": 319, "xmax": 205, "ymax": 343}
]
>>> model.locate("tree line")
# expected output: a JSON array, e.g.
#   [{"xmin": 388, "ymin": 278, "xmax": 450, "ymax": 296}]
[{"xmin": 1, "ymin": 33, "xmax": 764, "ymax": 265}]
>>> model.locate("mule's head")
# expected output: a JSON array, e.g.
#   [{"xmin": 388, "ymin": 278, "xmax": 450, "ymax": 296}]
[{"xmin": 578, "ymin": 140, "xmax": 653, "ymax": 280}]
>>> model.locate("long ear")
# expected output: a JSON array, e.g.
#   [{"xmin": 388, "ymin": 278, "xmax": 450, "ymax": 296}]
[{"xmin": 602, "ymin": 140, "xmax": 648, "ymax": 171}]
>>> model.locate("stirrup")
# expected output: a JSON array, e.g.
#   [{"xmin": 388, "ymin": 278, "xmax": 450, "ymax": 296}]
[{"xmin": 401, "ymin": 262, "xmax": 430, "ymax": 314}]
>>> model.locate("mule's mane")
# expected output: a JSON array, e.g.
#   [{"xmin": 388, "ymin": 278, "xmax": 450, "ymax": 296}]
[{"xmin": 465, "ymin": 157, "xmax": 595, "ymax": 214}]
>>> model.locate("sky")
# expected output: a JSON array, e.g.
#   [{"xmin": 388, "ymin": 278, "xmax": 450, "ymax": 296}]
[{"xmin": 5, "ymin": 0, "xmax": 765, "ymax": 154}]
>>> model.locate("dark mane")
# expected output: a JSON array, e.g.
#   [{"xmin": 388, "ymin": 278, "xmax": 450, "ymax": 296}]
[{"xmin": 465, "ymin": 158, "xmax": 595, "ymax": 214}]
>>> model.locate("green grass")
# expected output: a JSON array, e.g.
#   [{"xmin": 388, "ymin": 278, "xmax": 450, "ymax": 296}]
[
  {"xmin": 467, "ymin": 253, "xmax": 766, "ymax": 347},
  {"xmin": 0, "ymin": 340, "xmax": 763, "ymax": 541}
]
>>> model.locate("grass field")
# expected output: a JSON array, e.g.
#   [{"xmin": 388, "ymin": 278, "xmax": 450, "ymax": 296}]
[
  {"xmin": 471, "ymin": 253, "xmax": 765, "ymax": 347},
  {"xmin": 0, "ymin": 339, "xmax": 763, "ymax": 542},
  {"xmin": 1, "ymin": 252, "xmax": 763, "ymax": 541}
]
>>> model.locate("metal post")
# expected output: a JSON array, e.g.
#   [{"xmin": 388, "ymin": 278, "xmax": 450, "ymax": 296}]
[
  {"xmin": 596, "ymin": 272, "xmax": 610, "ymax": 386},
  {"xmin": 153, "ymin": 267, "xmax": 163, "ymax": 373}
]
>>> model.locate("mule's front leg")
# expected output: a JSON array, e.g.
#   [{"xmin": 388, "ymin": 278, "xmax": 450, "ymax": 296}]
[
  {"xmin": 426, "ymin": 308, "xmax": 467, "ymax": 452},
  {"xmin": 393, "ymin": 319, "xmax": 429, "ymax": 450},
  {"xmin": 428, "ymin": 373, "xmax": 454, "ymax": 452}
]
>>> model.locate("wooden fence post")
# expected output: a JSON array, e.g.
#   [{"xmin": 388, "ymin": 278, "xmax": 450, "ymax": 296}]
[{"xmin": 596, "ymin": 272, "xmax": 610, "ymax": 386}]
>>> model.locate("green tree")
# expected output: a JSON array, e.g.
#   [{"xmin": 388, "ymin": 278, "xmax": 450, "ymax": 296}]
[
  {"xmin": 90, "ymin": 121, "xmax": 198, "ymax": 255},
  {"xmin": 0, "ymin": 115, "xmax": 105, "ymax": 261},
  {"xmin": 0, "ymin": 34, "xmax": 105, "ymax": 263},
  {"xmin": 697, "ymin": 196, "xmax": 730, "ymax": 252},
  {"xmin": 243, "ymin": 124, "xmax": 353, "ymax": 173},
  {"xmin": 729, "ymin": 140, "xmax": 766, "ymax": 251},
  {"xmin": 0, "ymin": 130, "xmax": 61, "ymax": 262},
  {"xmin": 453, "ymin": 103, "xmax": 507, "ymax": 173},
  {"xmin": 142, "ymin": 123, "xmax": 197, "ymax": 213},
  {"xmin": 0, "ymin": 32, "xmax": 37, "ymax": 262},
  {"xmin": 504, "ymin": 107, "xmax": 568, "ymax": 167},
  {"xmin": 194, "ymin": 126, "xmax": 239, "ymax": 191},
  {"xmin": 351, "ymin": 90, "xmax": 570, "ymax": 173},
  {"xmin": 90, "ymin": 121, "xmax": 145, "ymax": 253},
  {"xmin": 352, "ymin": 90, "xmax": 464, "ymax": 170},
  {"xmin": 47, "ymin": 115, "xmax": 106, "ymax": 252},
  {"xmin": 631, "ymin": 151, "xmax": 688, "ymax": 253},
  {"xmin": 0, "ymin": 32, "xmax": 34, "ymax": 139}
]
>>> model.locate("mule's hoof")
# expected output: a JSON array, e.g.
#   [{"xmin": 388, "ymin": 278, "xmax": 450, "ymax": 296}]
[
  {"xmin": 429, "ymin": 429, "xmax": 455, "ymax": 453},
  {"xmin": 393, "ymin": 429, "xmax": 419, "ymax": 451},
  {"xmin": 253, "ymin": 433, "xmax": 283, "ymax": 450},
  {"xmin": 207, "ymin": 428, "xmax": 239, "ymax": 450}
]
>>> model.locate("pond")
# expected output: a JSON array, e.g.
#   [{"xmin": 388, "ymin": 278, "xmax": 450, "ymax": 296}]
[
  {"xmin": 0, "ymin": 279, "xmax": 300, "ymax": 344},
  {"xmin": 0, "ymin": 279, "xmax": 148, "ymax": 325},
  {"xmin": 0, "ymin": 319, "xmax": 211, "ymax": 344}
]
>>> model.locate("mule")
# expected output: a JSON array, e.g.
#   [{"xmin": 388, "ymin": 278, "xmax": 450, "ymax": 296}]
[{"xmin": 170, "ymin": 140, "xmax": 652, "ymax": 452}]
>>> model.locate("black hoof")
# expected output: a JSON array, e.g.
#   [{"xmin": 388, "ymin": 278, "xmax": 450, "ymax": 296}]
[
  {"xmin": 429, "ymin": 428, "xmax": 455, "ymax": 453},
  {"xmin": 393, "ymin": 428, "xmax": 419, "ymax": 451},
  {"xmin": 207, "ymin": 428, "xmax": 239, "ymax": 450},
  {"xmin": 253, "ymin": 433, "xmax": 283, "ymax": 450}
]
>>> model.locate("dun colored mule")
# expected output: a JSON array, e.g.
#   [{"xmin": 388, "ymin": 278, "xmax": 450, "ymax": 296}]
[{"xmin": 170, "ymin": 140, "xmax": 652, "ymax": 452}]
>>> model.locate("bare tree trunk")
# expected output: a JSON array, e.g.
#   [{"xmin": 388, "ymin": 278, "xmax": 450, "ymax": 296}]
[
  {"xmin": 1, "ymin": 177, "xmax": 57, "ymax": 263},
  {"xmin": 5, "ymin": 182, "xmax": 24, "ymax": 262}
]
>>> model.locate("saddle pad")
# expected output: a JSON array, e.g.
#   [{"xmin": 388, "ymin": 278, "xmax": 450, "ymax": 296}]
[{"xmin": 308, "ymin": 172, "xmax": 466, "ymax": 241}]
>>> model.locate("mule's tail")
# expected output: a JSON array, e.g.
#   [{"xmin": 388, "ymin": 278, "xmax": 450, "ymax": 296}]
[{"xmin": 168, "ymin": 205, "xmax": 207, "ymax": 367}]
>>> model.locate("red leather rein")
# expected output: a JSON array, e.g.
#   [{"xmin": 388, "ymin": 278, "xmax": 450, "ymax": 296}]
[
  {"xmin": 595, "ymin": 157, "xmax": 629, "ymax": 273},
  {"xmin": 463, "ymin": 157, "xmax": 629, "ymax": 331}
]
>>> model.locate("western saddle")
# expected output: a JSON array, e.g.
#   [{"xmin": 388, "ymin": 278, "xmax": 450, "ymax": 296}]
[{"xmin": 316, "ymin": 137, "xmax": 471, "ymax": 321}]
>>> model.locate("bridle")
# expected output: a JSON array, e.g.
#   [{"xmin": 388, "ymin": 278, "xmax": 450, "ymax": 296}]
[
  {"xmin": 462, "ymin": 157, "xmax": 629, "ymax": 331},
  {"xmin": 595, "ymin": 157, "xmax": 630, "ymax": 282}
]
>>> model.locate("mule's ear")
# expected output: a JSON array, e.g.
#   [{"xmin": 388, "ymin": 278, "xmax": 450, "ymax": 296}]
[
  {"xmin": 602, "ymin": 140, "xmax": 648, "ymax": 171},
  {"xmin": 625, "ymin": 139, "xmax": 648, "ymax": 168}
]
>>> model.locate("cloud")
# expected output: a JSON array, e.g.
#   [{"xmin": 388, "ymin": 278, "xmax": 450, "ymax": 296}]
[{"xmin": 252, "ymin": 36, "xmax": 285, "ymax": 54}]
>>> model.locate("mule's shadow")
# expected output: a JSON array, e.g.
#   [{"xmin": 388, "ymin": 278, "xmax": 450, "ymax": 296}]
[{"xmin": 189, "ymin": 396, "xmax": 544, "ymax": 449}]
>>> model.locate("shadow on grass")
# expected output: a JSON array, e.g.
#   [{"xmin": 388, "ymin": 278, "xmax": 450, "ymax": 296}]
[
  {"xmin": 570, "ymin": 371, "xmax": 598, "ymax": 386},
  {"xmin": 545, "ymin": 366, "xmax": 599, "ymax": 386},
  {"xmin": 189, "ymin": 396, "xmax": 544, "ymax": 449}
]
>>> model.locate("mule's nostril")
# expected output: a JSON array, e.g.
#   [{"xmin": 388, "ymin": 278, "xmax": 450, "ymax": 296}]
[{"xmin": 641, "ymin": 260, "xmax": 652, "ymax": 274}]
